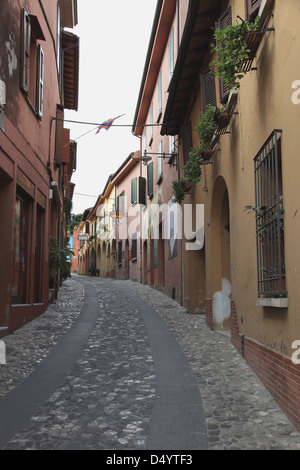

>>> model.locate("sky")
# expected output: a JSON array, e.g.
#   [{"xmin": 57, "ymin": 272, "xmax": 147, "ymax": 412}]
[{"xmin": 65, "ymin": 0, "xmax": 158, "ymax": 216}]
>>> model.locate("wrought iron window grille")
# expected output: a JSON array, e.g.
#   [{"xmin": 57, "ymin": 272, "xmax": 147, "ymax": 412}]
[{"xmin": 254, "ymin": 129, "xmax": 287, "ymax": 298}]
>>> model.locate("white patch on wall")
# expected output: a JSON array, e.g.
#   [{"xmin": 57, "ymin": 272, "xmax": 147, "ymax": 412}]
[
  {"xmin": 5, "ymin": 33, "xmax": 17, "ymax": 77},
  {"xmin": 0, "ymin": 80, "xmax": 6, "ymax": 105},
  {"xmin": 212, "ymin": 278, "xmax": 231, "ymax": 326}
]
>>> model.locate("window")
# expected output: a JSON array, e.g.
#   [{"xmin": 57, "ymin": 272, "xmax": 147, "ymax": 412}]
[
  {"xmin": 215, "ymin": 8, "xmax": 232, "ymax": 103},
  {"xmin": 246, "ymin": 0, "xmax": 262, "ymax": 19},
  {"xmin": 139, "ymin": 177, "xmax": 146, "ymax": 206},
  {"xmin": 200, "ymin": 69, "xmax": 217, "ymax": 111},
  {"xmin": 131, "ymin": 235, "xmax": 138, "ymax": 261},
  {"xmin": 254, "ymin": 130, "xmax": 286, "ymax": 298},
  {"xmin": 168, "ymin": 28, "xmax": 174, "ymax": 82},
  {"xmin": 131, "ymin": 178, "xmax": 145, "ymax": 205},
  {"xmin": 117, "ymin": 190, "xmax": 125, "ymax": 213},
  {"xmin": 157, "ymin": 71, "xmax": 162, "ymax": 122},
  {"xmin": 37, "ymin": 45, "xmax": 44, "ymax": 117},
  {"xmin": 147, "ymin": 162, "xmax": 154, "ymax": 198},
  {"xmin": 149, "ymin": 102, "xmax": 153, "ymax": 145},
  {"xmin": 157, "ymin": 141, "xmax": 163, "ymax": 182},
  {"xmin": 131, "ymin": 178, "xmax": 137, "ymax": 204},
  {"xmin": 21, "ymin": 8, "xmax": 45, "ymax": 118},
  {"xmin": 12, "ymin": 189, "xmax": 32, "ymax": 304}
]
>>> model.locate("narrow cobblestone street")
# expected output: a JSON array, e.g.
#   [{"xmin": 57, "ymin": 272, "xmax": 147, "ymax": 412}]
[{"xmin": 0, "ymin": 275, "xmax": 300, "ymax": 451}]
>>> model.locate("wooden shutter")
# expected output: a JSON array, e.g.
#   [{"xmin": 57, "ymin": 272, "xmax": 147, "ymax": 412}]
[
  {"xmin": 147, "ymin": 162, "xmax": 153, "ymax": 197},
  {"xmin": 37, "ymin": 44, "xmax": 44, "ymax": 118},
  {"xmin": 131, "ymin": 178, "xmax": 137, "ymax": 204},
  {"xmin": 21, "ymin": 8, "xmax": 31, "ymax": 93},
  {"xmin": 138, "ymin": 177, "xmax": 146, "ymax": 206},
  {"xmin": 246, "ymin": 0, "xmax": 262, "ymax": 19},
  {"xmin": 200, "ymin": 69, "xmax": 217, "ymax": 112},
  {"xmin": 216, "ymin": 7, "xmax": 232, "ymax": 103}
]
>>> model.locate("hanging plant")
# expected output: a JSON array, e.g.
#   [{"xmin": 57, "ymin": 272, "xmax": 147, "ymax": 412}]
[
  {"xmin": 172, "ymin": 179, "xmax": 186, "ymax": 205},
  {"xmin": 194, "ymin": 104, "xmax": 217, "ymax": 154},
  {"xmin": 183, "ymin": 148, "xmax": 203, "ymax": 186},
  {"xmin": 209, "ymin": 17, "xmax": 261, "ymax": 90}
]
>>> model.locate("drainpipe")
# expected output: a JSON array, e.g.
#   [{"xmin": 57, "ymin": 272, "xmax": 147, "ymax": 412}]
[{"xmin": 132, "ymin": 132, "xmax": 143, "ymax": 285}]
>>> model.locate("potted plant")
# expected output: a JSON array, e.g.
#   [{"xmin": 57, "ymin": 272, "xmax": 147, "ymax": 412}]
[
  {"xmin": 193, "ymin": 104, "xmax": 218, "ymax": 160},
  {"xmin": 184, "ymin": 147, "xmax": 203, "ymax": 186},
  {"xmin": 214, "ymin": 106, "xmax": 233, "ymax": 135},
  {"xmin": 210, "ymin": 17, "xmax": 261, "ymax": 90},
  {"xmin": 49, "ymin": 236, "xmax": 74, "ymax": 299}
]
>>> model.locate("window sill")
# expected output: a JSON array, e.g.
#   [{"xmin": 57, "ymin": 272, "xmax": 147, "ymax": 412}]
[{"xmin": 256, "ymin": 297, "xmax": 288, "ymax": 308}]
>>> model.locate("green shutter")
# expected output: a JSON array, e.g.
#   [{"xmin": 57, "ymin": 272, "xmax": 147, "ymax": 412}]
[
  {"xmin": 147, "ymin": 162, "xmax": 153, "ymax": 197},
  {"xmin": 131, "ymin": 178, "xmax": 137, "ymax": 204}
]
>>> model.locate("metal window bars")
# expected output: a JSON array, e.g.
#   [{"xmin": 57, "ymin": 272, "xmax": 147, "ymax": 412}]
[
  {"xmin": 254, "ymin": 129, "xmax": 286, "ymax": 298},
  {"xmin": 240, "ymin": 10, "xmax": 275, "ymax": 73}
]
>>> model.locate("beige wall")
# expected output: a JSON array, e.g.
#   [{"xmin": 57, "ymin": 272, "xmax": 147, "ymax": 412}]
[{"xmin": 184, "ymin": 0, "xmax": 300, "ymax": 355}]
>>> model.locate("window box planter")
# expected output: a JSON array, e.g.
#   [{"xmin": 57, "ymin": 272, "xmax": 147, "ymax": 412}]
[
  {"xmin": 210, "ymin": 14, "xmax": 273, "ymax": 89},
  {"xmin": 214, "ymin": 108, "xmax": 232, "ymax": 135},
  {"xmin": 183, "ymin": 182, "xmax": 193, "ymax": 193}
]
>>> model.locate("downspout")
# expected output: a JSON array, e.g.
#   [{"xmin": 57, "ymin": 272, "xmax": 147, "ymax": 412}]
[{"xmin": 131, "ymin": 131, "xmax": 143, "ymax": 284}]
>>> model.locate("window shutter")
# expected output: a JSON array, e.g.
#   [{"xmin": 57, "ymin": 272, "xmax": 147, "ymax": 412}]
[
  {"xmin": 158, "ymin": 71, "xmax": 162, "ymax": 117},
  {"xmin": 21, "ymin": 8, "xmax": 31, "ymax": 93},
  {"xmin": 158, "ymin": 141, "xmax": 163, "ymax": 179},
  {"xmin": 216, "ymin": 7, "xmax": 232, "ymax": 102},
  {"xmin": 181, "ymin": 121, "xmax": 193, "ymax": 164},
  {"xmin": 138, "ymin": 177, "xmax": 146, "ymax": 206},
  {"xmin": 37, "ymin": 44, "xmax": 44, "ymax": 118},
  {"xmin": 246, "ymin": 0, "xmax": 262, "ymax": 19},
  {"xmin": 200, "ymin": 69, "xmax": 217, "ymax": 111},
  {"xmin": 168, "ymin": 28, "xmax": 174, "ymax": 82},
  {"xmin": 147, "ymin": 162, "xmax": 153, "ymax": 197},
  {"xmin": 131, "ymin": 178, "xmax": 137, "ymax": 204}
]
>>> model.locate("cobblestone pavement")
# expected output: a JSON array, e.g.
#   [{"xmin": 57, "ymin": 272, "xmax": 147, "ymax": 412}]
[{"xmin": 1, "ymin": 275, "xmax": 300, "ymax": 450}]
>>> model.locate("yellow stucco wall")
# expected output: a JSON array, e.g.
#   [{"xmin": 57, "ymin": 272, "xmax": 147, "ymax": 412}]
[{"xmin": 184, "ymin": 0, "xmax": 300, "ymax": 356}]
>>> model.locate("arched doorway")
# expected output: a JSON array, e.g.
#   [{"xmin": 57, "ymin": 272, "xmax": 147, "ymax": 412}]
[{"xmin": 211, "ymin": 176, "xmax": 231, "ymax": 329}]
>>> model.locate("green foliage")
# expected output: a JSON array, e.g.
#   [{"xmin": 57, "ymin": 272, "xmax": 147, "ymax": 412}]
[
  {"xmin": 64, "ymin": 196, "xmax": 72, "ymax": 225},
  {"xmin": 210, "ymin": 17, "xmax": 261, "ymax": 90},
  {"xmin": 49, "ymin": 236, "xmax": 74, "ymax": 280},
  {"xmin": 172, "ymin": 179, "xmax": 186, "ymax": 205},
  {"xmin": 68, "ymin": 213, "xmax": 83, "ymax": 234},
  {"xmin": 194, "ymin": 104, "xmax": 217, "ymax": 153},
  {"xmin": 183, "ymin": 148, "xmax": 203, "ymax": 186}
]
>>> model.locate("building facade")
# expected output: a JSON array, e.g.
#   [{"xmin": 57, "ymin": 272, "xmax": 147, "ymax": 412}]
[
  {"xmin": 162, "ymin": 0, "xmax": 300, "ymax": 430},
  {"xmin": 132, "ymin": 0, "xmax": 188, "ymax": 303},
  {"xmin": 0, "ymin": 0, "xmax": 79, "ymax": 336}
]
